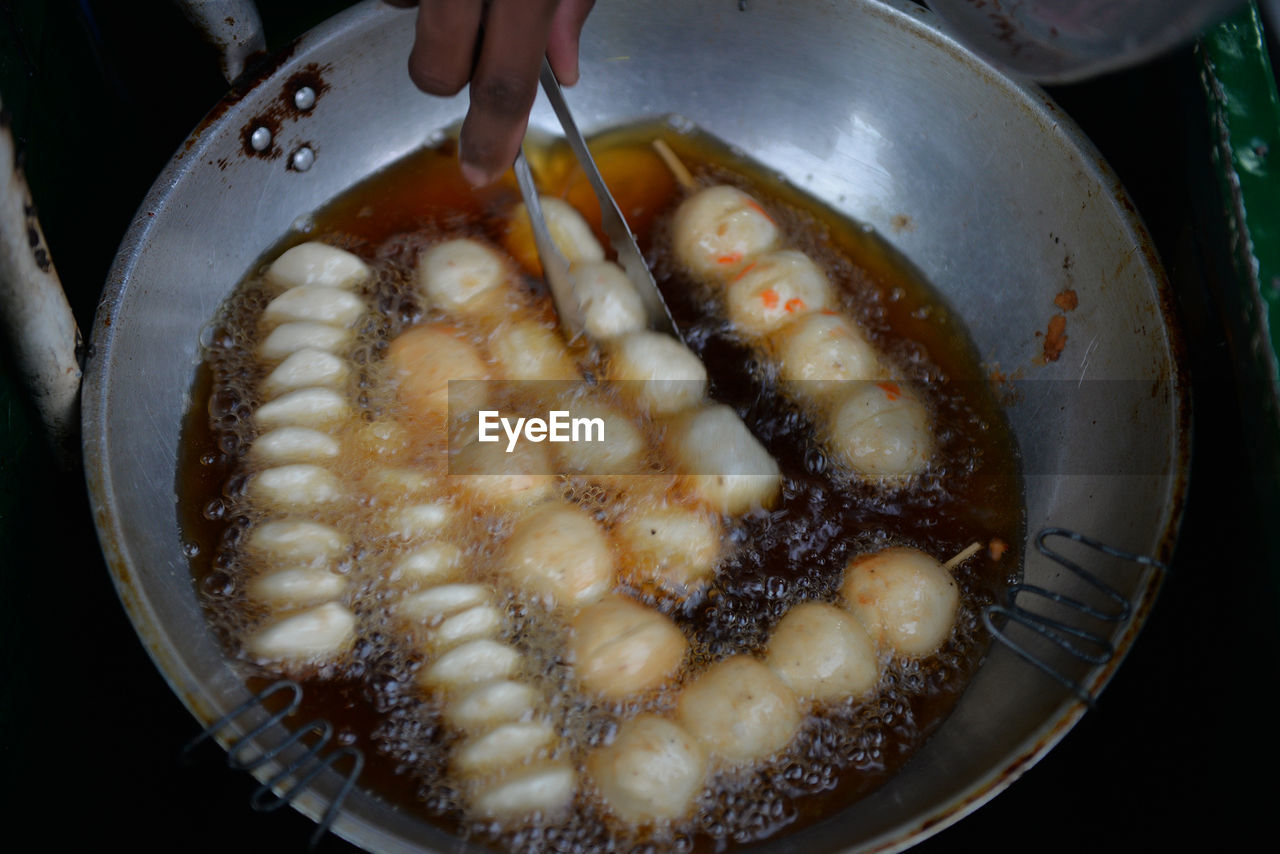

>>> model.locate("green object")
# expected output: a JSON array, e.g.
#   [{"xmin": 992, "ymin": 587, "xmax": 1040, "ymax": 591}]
[{"xmin": 1201, "ymin": 3, "xmax": 1280, "ymax": 386}]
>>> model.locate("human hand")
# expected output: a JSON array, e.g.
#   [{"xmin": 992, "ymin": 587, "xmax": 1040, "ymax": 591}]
[{"xmin": 396, "ymin": 0, "xmax": 597, "ymax": 187}]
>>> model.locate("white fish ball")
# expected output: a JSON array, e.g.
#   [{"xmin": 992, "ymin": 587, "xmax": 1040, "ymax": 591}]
[
  {"xmin": 665, "ymin": 404, "xmax": 781, "ymax": 514},
  {"xmin": 250, "ymin": 427, "xmax": 340, "ymax": 466},
  {"xmin": 446, "ymin": 680, "xmax": 541, "ymax": 730},
  {"xmin": 830, "ymin": 382, "xmax": 932, "ymax": 477},
  {"xmin": 416, "ymin": 238, "xmax": 508, "ymax": 314},
  {"xmin": 766, "ymin": 602, "xmax": 880, "ymax": 700},
  {"xmin": 569, "ymin": 595, "xmax": 686, "ymax": 699},
  {"xmin": 258, "ymin": 322, "xmax": 352, "ymax": 362},
  {"xmin": 588, "ymin": 715, "xmax": 707, "ymax": 824},
  {"xmin": 432, "ymin": 604, "xmax": 503, "ymax": 649},
  {"xmin": 262, "ymin": 348, "xmax": 350, "ymax": 398},
  {"xmin": 454, "ymin": 721, "xmax": 556, "ymax": 774},
  {"xmin": 246, "ymin": 568, "xmax": 346, "ymax": 607},
  {"xmin": 392, "ymin": 542, "xmax": 462, "ymax": 584},
  {"xmin": 388, "ymin": 501, "xmax": 453, "ymax": 541},
  {"xmin": 398, "ymin": 584, "xmax": 491, "ymax": 624},
  {"xmin": 419, "ymin": 639, "xmax": 522, "ymax": 689},
  {"xmin": 247, "ymin": 464, "xmax": 342, "ymax": 510},
  {"xmin": 247, "ymin": 520, "xmax": 348, "ymax": 567},
  {"xmin": 676, "ymin": 656, "xmax": 801, "ymax": 764},
  {"xmin": 245, "ymin": 602, "xmax": 356, "ymax": 663},
  {"xmin": 773, "ymin": 312, "xmax": 882, "ymax": 394},
  {"xmin": 267, "ymin": 242, "xmax": 370, "ymax": 290},
  {"xmin": 606, "ymin": 331, "xmax": 707, "ymax": 415},
  {"xmin": 255, "ymin": 388, "xmax": 351, "ymax": 430},
  {"xmin": 553, "ymin": 399, "xmax": 647, "ymax": 476},
  {"xmin": 471, "ymin": 763, "xmax": 576, "ymax": 819},
  {"xmin": 572, "ymin": 261, "xmax": 646, "ymax": 340},
  {"xmin": 671, "ymin": 185, "xmax": 780, "ymax": 280},
  {"xmin": 515, "ymin": 197, "xmax": 605, "ymax": 266},
  {"xmin": 489, "ymin": 318, "xmax": 579, "ymax": 382},
  {"xmin": 501, "ymin": 502, "xmax": 614, "ymax": 608},
  {"xmin": 261, "ymin": 286, "xmax": 364, "ymax": 329},
  {"xmin": 840, "ymin": 547, "xmax": 959, "ymax": 657},
  {"xmin": 724, "ymin": 250, "xmax": 835, "ymax": 338}
]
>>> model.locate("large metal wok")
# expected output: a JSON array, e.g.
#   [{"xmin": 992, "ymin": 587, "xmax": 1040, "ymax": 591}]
[{"xmin": 81, "ymin": 1, "xmax": 1188, "ymax": 851}]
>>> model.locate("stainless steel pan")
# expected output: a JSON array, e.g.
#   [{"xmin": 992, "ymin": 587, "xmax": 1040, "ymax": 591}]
[{"xmin": 81, "ymin": 1, "xmax": 1189, "ymax": 850}]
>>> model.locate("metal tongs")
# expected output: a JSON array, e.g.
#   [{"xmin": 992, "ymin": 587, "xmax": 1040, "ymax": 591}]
[{"xmin": 512, "ymin": 58, "xmax": 682, "ymax": 342}]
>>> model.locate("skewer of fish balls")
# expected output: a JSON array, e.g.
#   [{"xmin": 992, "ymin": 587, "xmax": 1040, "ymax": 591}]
[
  {"xmin": 585, "ymin": 542, "xmax": 963, "ymax": 825},
  {"xmin": 666, "ymin": 173, "xmax": 932, "ymax": 479},
  {"xmin": 240, "ymin": 242, "xmax": 373, "ymax": 666},
  {"xmin": 509, "ymin": 194, "xmax": 784, "ymax": 516}
]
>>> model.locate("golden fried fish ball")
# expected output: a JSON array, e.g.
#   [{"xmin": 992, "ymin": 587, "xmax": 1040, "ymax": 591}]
[
  {"xmin": 766, "ymin": 602, "xmax": 880, "ymax": 700},
  {"xmin": 724, "ymin": 250, "xmax": 835, "ymax": 338},
  {"xmin": 676, "ymin": 656, "xmax": 801, "ymax": 764},
  {"xmin": 830, "ymin": 381, "xmax": 932, "ymax": 477},
  {"xmin": 387, "ymin": 322, "xmax": 490, "ymax": 421},
  {"xmin": 553, "ymin": 399, "xmax": 648, "ymax": 476},
  {"xmin": 588, "ymin": 715, "xmax": 708, "ymax": 824},
  {"xmin": 569, "ymin": 595, "xmax": 687, "ymax": 699},
  {"xmin": 266, "ymin": 241, "xmax": 370, "ymax": 291},
  {"xmin": 615, "ymin": 504, "xmax": 721, "ymax": 591},
  {"xmin": 501, "ymin": 501, "xmax": 615, "ymax": 608},
  {"xmin": 606, "ymin": 330, "xmax": 707, "ymax": 415},
  {"xmin": 451, "ymin": 438, "xmax": 557, "ymax": 509},
  {"xmin": 507, "ymin": 196, "xmax": 605, "ymax": 273},
  {"xmin": 672, "ymin": 185, "xmax": 780, "ymax": 280},
  {"xmin": 840, "ymin": 547, "xmax": 959, "ymax": 657}
]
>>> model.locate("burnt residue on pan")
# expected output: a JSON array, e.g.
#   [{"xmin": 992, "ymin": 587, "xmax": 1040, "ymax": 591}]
[{"xmin": 237, "ymin": 63, "xmax": 333, "ymax": 160}]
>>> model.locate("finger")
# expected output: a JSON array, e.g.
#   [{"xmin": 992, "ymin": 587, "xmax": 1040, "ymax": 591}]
[
  {"xmin": 545, "ymin": 0, "xmax": 595, "ymax": 86},
  {"xmin": 458, "ymin": 0, "xmax": 560, "ymax": 184},
  {"xmin": 408, "ymin": 0, "xmax": 485, "ymax": 96}
]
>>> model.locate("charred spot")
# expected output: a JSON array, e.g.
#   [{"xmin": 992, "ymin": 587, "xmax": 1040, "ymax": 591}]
[
  {"xmin": 26, "ymin": 224, "xmax": 39, "ymax": 248},
  {"xmin": 34, "ymin": 247, "xmax": 50, "ymax": 272}
]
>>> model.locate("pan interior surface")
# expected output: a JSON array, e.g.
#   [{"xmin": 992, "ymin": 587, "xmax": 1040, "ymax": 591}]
[{"xmin": 82, "ymin": 1, "xmax": 1186, "ymax": 852}]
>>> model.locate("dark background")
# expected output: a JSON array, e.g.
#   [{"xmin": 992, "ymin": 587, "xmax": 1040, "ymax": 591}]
[{"xmin": 1, "ymin": 1, "xmax": 1275, "ymax": 849}]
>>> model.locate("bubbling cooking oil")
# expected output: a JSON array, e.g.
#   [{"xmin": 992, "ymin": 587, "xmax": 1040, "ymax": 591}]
[{"xmin": 178, "ymin": 120, "xmax": 1024, "ymax": 852}]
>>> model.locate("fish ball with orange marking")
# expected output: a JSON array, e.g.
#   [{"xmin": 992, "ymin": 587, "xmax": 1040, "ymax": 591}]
[
  {"xmin": 615, "ymin": 504, "xmax": 721, "ymax": 590},
  {"xmin": 415, "ymin": 238, "xmax": 509, "ymax": 315},
  {"xmin": 501, "ymin": 501, "xmax": 614, "ymax": 608},
  {"xmin": 766, "ymin": 602, "xmax": 880, "ymax": 700},
  {"xmin": 606, "ymin": 331, "xmax": 707, "ymax": 415},
  {"xmin": 588, "ymin": 715, "xmax": 708, "ymax": 824},
  {"xmin": 840, "ymin": 547, "xmax": 959, "ymax": 656},
  {"xmin": 387, "ymin": 323, "xmax": 490, "ymax": 421},
  {"xmin": 569, "ymin": 595, "xmax": 686, "ymax": 699},
  {"xmin": 830, "ymin": 382, "xmax": 932, "ymax": 477},
  {"xmin": 725, "ymin": 250, "xmax": 835, "ymax": 338},
  {"xmin": 572, "ymin": 261, "xmax": 646, "ymax": 340},
  {"xmin": 672, "ymin": 185, "xmax": 780, "ymax": 280},
  {"xmin": 665, "ymin": 404, "xmax": 781, "ymax": 514},
  {"xmin": 676, "ymin": 656, "xmax": 801, "ymax": 764},
  {"xmin": 773, "ymin": 312, "xmax": 882, "ymax": 396},
  {"xmin": 266, "ymin": 241, "xmax": 370, "ymax": 291}
]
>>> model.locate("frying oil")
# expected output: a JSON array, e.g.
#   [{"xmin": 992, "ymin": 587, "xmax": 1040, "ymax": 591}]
[{"xmin": 178, "ymin": 120, "xmax": 1024, "ymax": 853}]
